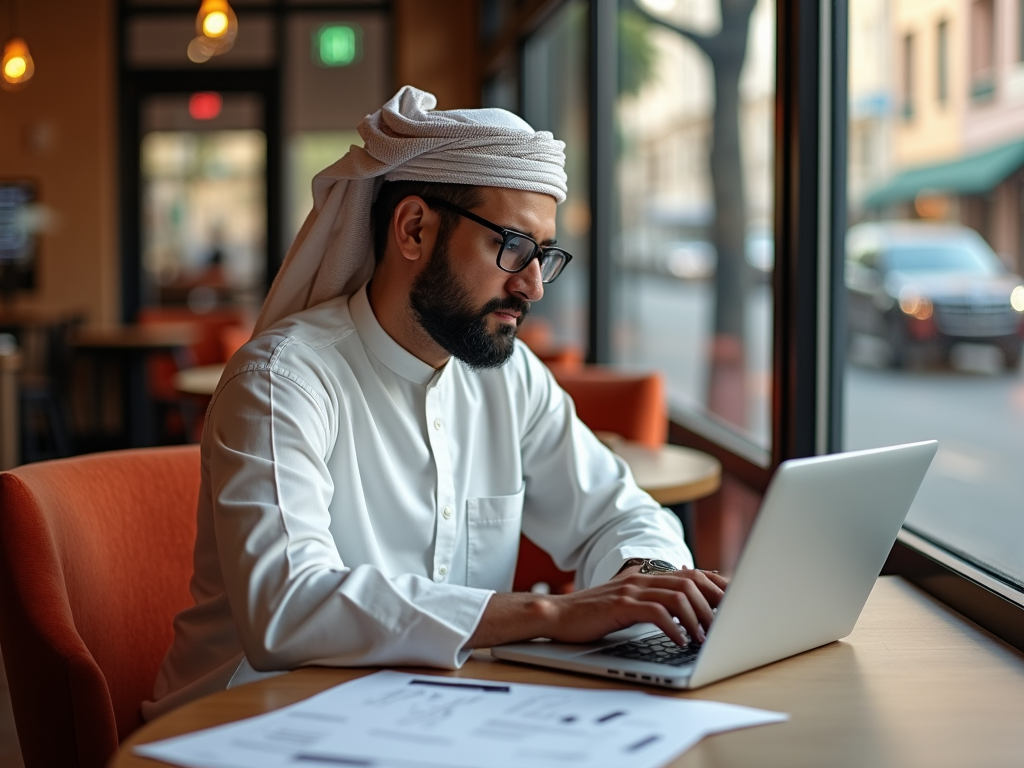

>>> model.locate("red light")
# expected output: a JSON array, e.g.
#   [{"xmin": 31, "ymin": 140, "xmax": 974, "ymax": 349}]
[
  {"xmin": 189, "ymin": 92, "xmax": 222, "ymax": 120},
  {"xmin": 908, "ymin": 315, "xmax": 937, "ymax": 340}
]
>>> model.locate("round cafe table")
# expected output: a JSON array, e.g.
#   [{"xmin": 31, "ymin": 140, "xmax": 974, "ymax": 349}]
[
  {"xmin": 611, "ymin": 441, "xmax": 721, "ymax": 506},
  {"xmin": 173, "ymin": 363, "xmax": 226, "ymax": 396}
]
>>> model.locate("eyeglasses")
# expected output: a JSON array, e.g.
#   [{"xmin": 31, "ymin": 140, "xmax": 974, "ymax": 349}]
[{"xmin": 423, "ymin": 197, "xmax": 573, "ymax": 284}]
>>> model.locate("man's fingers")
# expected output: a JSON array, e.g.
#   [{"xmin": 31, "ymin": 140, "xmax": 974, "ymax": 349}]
[
  {"xmin": 701, "ymin": 571, "xmax": 730, "ymax": 590},
  {"xmin": 624, "ymin": 601, "xmax": 688, "ymax": 646},
  {"xmin": 634, "ymin": 586, "xmax": 708, "ymax": 644},
  {"xmin": 686, "ymin": 570, "xmax": 726, "ymax": 606},
  {"xmin": 634, "ymin": 571, "xmax": 725, "ymax": 607},
  {"xmin": 676, "ymin": 580, "xmax": 715, "ymax": 633}
]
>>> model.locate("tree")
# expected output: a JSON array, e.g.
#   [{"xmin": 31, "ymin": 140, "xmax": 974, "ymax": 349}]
[{"xmin": 624, "ymin": 0, "xmax": 759, "ymax": 428}]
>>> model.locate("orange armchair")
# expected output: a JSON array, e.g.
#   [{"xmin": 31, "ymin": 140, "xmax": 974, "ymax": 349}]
[
  {"xmin": 549, "ymin": 366, "xmax": 667, "ymax": 449},
  {"xmin": 512, "ymin": 367, "xmax": 667, "ymax": 594},
  {"xmin": 0, "ymin": 446, "xmax": 200, "ymax": 768}
]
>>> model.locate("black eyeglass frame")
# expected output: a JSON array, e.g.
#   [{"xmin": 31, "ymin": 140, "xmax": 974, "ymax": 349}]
[{"xmin": 422, "ymin": 197, "xmax": 573, "ymax": 283}]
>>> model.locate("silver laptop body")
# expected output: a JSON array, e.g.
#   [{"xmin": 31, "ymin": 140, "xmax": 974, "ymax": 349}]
[{"xmin": 492, "ymin": 441, "xmax": 938, "ymax": 689}]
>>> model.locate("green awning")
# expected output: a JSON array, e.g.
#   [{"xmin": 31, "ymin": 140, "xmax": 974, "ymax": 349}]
[{"xmin": 864, "ymin": 138, "xmax": 1024, "ymax": 207}]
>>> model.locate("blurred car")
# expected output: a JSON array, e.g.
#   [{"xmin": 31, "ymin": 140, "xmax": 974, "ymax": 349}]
[
  {"xmin": 745, "ymin": 228, "xmax": 774, "ymax": 276},
  {"xmin": 663, "ymin": 240, "xmax": 716, "ymax": 279},
  {"xmin": 846, "ymin": 221, "xmax": 1024, "ymax": 369}
]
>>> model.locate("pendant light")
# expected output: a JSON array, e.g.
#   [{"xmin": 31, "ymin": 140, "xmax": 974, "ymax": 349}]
[
  {"xmin": 2, "ymin": 0, "xmax": 34, "ymax": 90},
  {"xmin": 187, "ymin": 0, "xmax": 238, "ymax": 63}
]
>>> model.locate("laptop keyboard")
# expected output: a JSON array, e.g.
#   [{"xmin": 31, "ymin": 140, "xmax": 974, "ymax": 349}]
[{"xmin": 595, "ymin": 632, "xmax": 701, "ymax": 667}]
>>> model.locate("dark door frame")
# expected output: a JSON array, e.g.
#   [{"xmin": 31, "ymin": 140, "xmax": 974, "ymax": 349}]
[{"xmin": 118, "ymin": 69, "xmax": 283, "ymax": 323}]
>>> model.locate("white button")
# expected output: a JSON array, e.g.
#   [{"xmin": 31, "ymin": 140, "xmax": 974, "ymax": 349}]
[
  {"xmin": 433, "ymin": 418, "xmax": 442, "ymax": 430},
  {"xmin": 442, "ymin": 506, "xmax": 453, "ymax": 519},
  {"xmin": 438, "ymin": 565, "xmax": 448, "ymax": 576}
]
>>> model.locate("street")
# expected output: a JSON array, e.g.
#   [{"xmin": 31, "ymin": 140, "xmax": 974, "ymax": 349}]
[
  {"xmin": 845, "ymin": 360, "xmax": 1024, "ymax": 588},
  {"xmin": 612, "ymin": 271, "xmax": 1023, "ymax": 587}
]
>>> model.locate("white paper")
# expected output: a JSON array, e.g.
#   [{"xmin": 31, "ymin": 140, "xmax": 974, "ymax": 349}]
[{"xmin": 135, "ymin": 671, "xmax": 787, "ymax": 768}]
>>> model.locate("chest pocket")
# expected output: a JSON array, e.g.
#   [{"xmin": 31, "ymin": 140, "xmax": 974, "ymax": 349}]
[{"xmin": 466, "ymin": 484, "xmax": 525, "ymax": 592}]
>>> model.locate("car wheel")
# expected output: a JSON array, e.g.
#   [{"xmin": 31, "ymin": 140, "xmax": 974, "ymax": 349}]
[
  {"xmin": 887, "ymin": 315, "xmax": 909, "ymax": 369},
  {"xmin": 1003, "ymin": 340, "xmax": 1022, "ymax": 370}
]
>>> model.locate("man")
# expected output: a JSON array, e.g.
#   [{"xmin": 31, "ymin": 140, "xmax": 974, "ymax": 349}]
[{"xmin": 144, "ymin": 87, "xmax": 726, "ymax": 719}]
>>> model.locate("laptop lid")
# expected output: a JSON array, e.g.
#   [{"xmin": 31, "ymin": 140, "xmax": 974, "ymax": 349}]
[{"xmin": 687, "ymin": 440, "xmax": 937, "ymax": 688}]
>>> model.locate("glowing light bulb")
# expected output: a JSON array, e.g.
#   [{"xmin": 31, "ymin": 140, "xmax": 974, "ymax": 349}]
[
  {"xmin": 4, "ymin": 56, "xmax": 26, "ymax": 79},
  {"xmin": 2, "ymin": 37, "xmax": 34, "ymax": 89},
  {"xmin": 203, "ymin": 11, "xmax": 229, "ymax": 38},
  {"xmin": 191, "ymin": 0, "xmax": 238, "ymax": 60}
]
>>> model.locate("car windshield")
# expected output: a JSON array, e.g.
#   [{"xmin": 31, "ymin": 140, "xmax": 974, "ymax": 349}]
[{"xmin": 883, "ymin": 242, "xmax": 1003, "ymax": 275}]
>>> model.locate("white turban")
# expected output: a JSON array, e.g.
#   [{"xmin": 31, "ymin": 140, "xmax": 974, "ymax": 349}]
[{"xmin": 254, "ymin": 86, "xmax": 568, "ymax": 334}]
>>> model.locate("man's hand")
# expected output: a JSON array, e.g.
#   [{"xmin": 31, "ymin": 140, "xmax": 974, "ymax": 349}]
[{"xmin": 465, "ymin": 568, "xmax": 729, "ymax": 650}]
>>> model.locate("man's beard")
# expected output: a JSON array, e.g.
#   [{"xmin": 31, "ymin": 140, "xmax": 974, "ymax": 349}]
[{"xmin": 409, "ymin": 237, "xmax": 530, "ymax": 370}]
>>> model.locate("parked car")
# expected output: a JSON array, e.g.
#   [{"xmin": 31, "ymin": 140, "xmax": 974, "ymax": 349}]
[
  {"xmin": 663, "ymin": 240, "xmax": 716, "ymax": 279},
  {"xmin": 846, "ymin": 222, "xmax": 1024, "ymax": 369}
]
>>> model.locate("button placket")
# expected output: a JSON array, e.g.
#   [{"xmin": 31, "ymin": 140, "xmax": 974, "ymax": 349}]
[{"xmin": 425, "ymin": 383, "xmax": 457, "ymax": 582}]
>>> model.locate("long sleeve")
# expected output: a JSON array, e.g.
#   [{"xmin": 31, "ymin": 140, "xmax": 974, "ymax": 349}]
[
  {"xmin": 517, "ymin": 354, "xmax": 693, "ymax": 589},
  {"xmin": 207, "ymin": 363, "xmax": 493, "ymax": 672}
]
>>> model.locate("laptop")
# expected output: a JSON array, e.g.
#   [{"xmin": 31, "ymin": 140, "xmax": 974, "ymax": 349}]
[{"xmin": 492, "ymin": 440, "xmax": 938, "ymax": 689}]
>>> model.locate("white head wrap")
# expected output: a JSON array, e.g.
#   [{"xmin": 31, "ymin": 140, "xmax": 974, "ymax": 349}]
[{"xmin": 254, "ymin": 86, "xmax": 568, "ymax": 334}]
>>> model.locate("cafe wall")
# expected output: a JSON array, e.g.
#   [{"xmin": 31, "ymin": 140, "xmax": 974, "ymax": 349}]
[
  {"xmin": 393, "ymin": 0, "xmax": 480, "ymax": 109},
  {"xmin": 0, "ymin": 0, "xmax": 118, "ymax": 327},
  {"xmin": 0, "ymin": 0, "xmax": 477, "ymax": 331}
]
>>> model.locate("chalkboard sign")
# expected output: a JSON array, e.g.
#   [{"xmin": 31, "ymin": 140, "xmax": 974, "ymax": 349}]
[{"xmin": 0, "ymin": 181, "xmax": 37, "ymax": 295}]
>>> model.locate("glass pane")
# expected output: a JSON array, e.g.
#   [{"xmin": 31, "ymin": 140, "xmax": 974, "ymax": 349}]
[
  {"xmin": 521, "ymin": 0, "xmax": 590, "ymax": 353},
  {"xmin": 845, "ymin": 0, "xmax": 1024, "ymax": 587},
  {"xmin": 140, "ymin": 93, "xmax": 267, "ymax": 312},
  {"xmin": 612, "ymin": 0, "xmax": 776, "ymax": 451}
]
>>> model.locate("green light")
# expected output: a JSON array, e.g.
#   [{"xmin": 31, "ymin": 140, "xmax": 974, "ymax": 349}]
[{"xmin": 315, "ymin": 24, "xmax": 360, "ymax": 67}]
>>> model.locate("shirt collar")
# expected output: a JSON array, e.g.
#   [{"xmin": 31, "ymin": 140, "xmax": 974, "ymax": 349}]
[{"xmin": 349, "ymin": 281, "xmax": 441, "ymax": 387}]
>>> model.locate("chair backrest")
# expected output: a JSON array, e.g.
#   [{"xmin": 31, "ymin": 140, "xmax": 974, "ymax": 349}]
[
  {"xmin": 512, "ymin": 366, "xmax": 667, "ymax": 594},
  {"xmin": 220, "ymin": 324, "xmax": 254, "ymax": 361},
  {"xmin": 550, "ymin": 366, "xmax": 667, "ymax": 448},
  {"xmin": 0, "ymin": 446, "xmax": 200, "ymax": 768}
]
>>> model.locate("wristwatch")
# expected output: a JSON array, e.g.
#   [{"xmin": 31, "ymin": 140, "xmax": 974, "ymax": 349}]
[{"xmin": 617, "ymin": 558, "xmax": 679, "ymax": 575}]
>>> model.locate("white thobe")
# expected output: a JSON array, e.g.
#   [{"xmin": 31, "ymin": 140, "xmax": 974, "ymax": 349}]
[{"xmin": 143, "ymin": 283, "xmax": 691, "ymax": 720}]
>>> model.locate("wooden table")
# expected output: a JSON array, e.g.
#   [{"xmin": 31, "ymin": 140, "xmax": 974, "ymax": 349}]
[
  {"xmin": 612, "ymin": 442, "xmax": 720, "ymax": 505},
  {"xmin": 115, "ymin": 577, "xmax": 1024, "ymax": 767},
  {"xmin": 173, "ymin": 363, "xmax": 225, "ymax": 397},
  {"xmin": 73, "ymin": 324, "xmax": 199, "ymax": 448}
]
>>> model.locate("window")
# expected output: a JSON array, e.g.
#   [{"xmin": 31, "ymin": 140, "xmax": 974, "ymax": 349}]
[
  {"xmin": 971, "ymin": 0, "xmax": 995, "ymax": 100},
  {"xmin": 849, "ymin": 0, "xmax": 1024, "ymax": 596},
  {"xmin": 502, "ymin": 0, "xmax": 1023, "ymax": 647},
  {"xmin": 520, "ymin": 0, "xmax": 590, "ymax": 352},
  {"xmin": 1019, "ymin": 0, "xmax": 1024, "ymax": 61},
  {"xmin": 611, "ymin": 0, "xmax": 776, "ymax": 454},
  {"xmin": 902, "ymin": 33, "xmax": 915, "ymax": 120},
  {"xmin": 937, "ymin": 20, "xmax": 948, "ymax": 106}
]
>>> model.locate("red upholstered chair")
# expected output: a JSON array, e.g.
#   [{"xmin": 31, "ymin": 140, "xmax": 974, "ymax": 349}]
[
  {"xmin": 0, "ymin": 446, "xmax": 200, "ymax": 768},
  {"xmin": 512, "ymin": 367, "xmax": 667, "ymax": 594},
  {"xmin": 549, "ymin": 366, "xmax": 667, "ymax": 450},
  {"xmin": 220, "ymin": 323, "xmax": 254, "ymax": 361},
  {"xmin": 516, "ymin": 319, "xmax": 585, "ymax": 371},
  {"xmin": 531, "ymin": 344, "xmax": 584, "ymax": 369}
]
